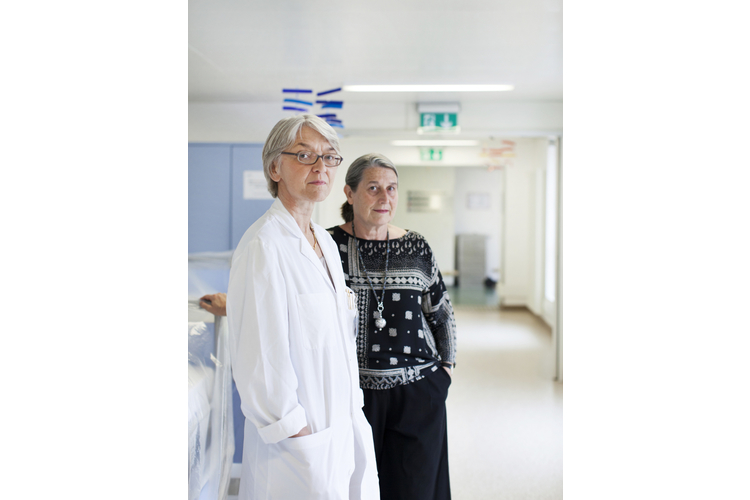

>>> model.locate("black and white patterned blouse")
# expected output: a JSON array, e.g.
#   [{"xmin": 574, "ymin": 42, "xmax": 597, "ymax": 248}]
[{"xmin": 328, "ymin": 226, "xmax": 457, "ymax": 390}]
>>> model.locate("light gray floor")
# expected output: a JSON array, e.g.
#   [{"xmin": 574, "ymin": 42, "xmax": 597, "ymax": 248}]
[{"xmin": 447, "ymin": 306, "xmax": 562, "ymax": 500}]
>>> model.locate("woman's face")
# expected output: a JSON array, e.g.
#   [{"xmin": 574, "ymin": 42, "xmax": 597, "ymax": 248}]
[
  {"xmin": 345, "ymin": 166, "xmax": 399, "ymax": 229},
  {"xmin": 271, "ymin": 127, "xmax": 338, "ymax": 204}
]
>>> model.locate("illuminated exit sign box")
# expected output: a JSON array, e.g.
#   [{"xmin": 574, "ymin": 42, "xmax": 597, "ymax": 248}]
[
  {"xmin": 420, "ymin": 113, "xmax": 457, "ymax": 131},
  {"xmin": 417, "ymin": 102, "xmax": 460, "ymax": 134},
  {"xmin": 420, "ymin": 147, "xmax": 444, "ymax": 161}
]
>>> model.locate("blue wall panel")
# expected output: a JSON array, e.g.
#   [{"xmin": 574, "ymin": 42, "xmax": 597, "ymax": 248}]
[
  {"xmin": 229, "ymin": 144, "xmax": 270, "ymax": 463},
  {"xmin": 231, "ymin": 145, "xmax": 274, "ymax": 248},
  {"xmin": 188, "ymin": 144, "xmax": 232, "ymax": 253},
  {"xmin": 189, "ymin": 143, "xmax": 272, "ymax": 464}
]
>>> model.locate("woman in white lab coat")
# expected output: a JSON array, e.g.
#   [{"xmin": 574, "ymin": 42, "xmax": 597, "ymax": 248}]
[{"xmin": 226, "ymin": 115, "xmax": 379, "ymax": 500}]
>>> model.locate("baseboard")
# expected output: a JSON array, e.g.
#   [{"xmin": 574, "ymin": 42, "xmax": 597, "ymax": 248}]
[
  {"xmin": 498, "ymin": 296, "xmax": 528, "ymax": 308},
  {"xmin": 498, "ymin": 303, "xmax": 529, "ymax": 311}
]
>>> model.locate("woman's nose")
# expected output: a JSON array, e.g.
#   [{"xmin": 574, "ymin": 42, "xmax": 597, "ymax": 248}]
[{"xmin": 311, "ymin": 157, "xmax": 326, "ymax": 172}]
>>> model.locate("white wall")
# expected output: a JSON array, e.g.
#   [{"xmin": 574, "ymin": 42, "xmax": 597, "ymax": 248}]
[
  {"xmin": 531, "ymin": 166, "xmax": 546, "ymax": 316},
  {"xmin": 453, "ymin": 168, "xmax": 504, "ymax": 282},
  {"xmin": 189, "ymin": 102, "xmax": 284, "ymax": 143},
  {"xmin": 391, "ymin": 166, "xmax": 457, "ymax": 285},
  {"xmin": 188, "ymin": 101, "xmax": 563, "ymax": 143},
  {"xmin": 497, "ymin": 138, "xmax": 548, "ymax": 308},
  {"xmin": 542, "ymin": 138, "xmax": 560, "ymax": 328}
]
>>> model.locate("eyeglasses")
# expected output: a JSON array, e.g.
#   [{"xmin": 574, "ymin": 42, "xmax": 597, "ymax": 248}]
[{"xmin": 280, "ymin": 151, "xmax": 343, "ymax": 167}]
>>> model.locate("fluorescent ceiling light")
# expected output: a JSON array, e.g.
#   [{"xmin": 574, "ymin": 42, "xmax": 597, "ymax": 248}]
[
  {"xmin": 343, "ymin": 85, "xmax": 513, "ymax": 92},
  {"xmin": 391, "ymin": 140, "xmax": 480, "ymax": 147}
]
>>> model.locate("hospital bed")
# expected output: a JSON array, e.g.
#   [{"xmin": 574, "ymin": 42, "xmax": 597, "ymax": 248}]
[{"xmin": 189, "ymin": 251, "xmax": 235, "ymax": 500}]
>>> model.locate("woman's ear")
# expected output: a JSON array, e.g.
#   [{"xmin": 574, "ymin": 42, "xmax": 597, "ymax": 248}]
[
  {"xmin": 344, "ymin": 184, "xmax": 354, "ymax": 204},
  {"xmin": 269, "ymin": 161, "xmax": 281, "ymax": 182}
]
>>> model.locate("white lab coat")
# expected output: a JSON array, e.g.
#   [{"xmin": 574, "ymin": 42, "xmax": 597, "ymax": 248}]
[{"xmin": 227, "ymin": 199, "xmax": 379, "ymax": 500}]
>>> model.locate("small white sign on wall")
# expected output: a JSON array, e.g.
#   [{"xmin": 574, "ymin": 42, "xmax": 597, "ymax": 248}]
[
  {"xmin": 243, "ymin": 170, "xmax": 272, "ymax": 200},
  {"xmin": 467, "ymin": 192, "xmax": 491, "ymax": 210},
  {"xmin": 407, "ymin": 191, "xmax": 443, "ymax": 213}
]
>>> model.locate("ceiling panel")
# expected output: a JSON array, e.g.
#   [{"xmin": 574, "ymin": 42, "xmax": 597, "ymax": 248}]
[{"xmin": 188, "ymin": 0, "xmax": 562, "ymax": 104}]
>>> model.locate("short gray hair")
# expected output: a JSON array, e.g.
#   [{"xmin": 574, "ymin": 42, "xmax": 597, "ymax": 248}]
[
  {"xmin": 261, "ymin": 114, "xmax": 342, "ymax": 198},
  {"xmin": 340, "ymin": 153, "xmax": 399, "ymax": 223}
]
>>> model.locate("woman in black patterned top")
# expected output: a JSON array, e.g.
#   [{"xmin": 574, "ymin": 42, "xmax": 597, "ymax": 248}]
[{"xmin": 327, "ymin": 153, "xmax": 457, "ymax": 500}]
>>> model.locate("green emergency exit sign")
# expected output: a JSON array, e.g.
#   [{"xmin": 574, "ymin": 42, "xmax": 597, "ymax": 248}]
[
  {"xmin": 420, "ymin": 112, "xmax": 458, "ymax": 131},
  {"xmin": 420, "ymin": 147, "xmax": 443, "ymax": 161}
]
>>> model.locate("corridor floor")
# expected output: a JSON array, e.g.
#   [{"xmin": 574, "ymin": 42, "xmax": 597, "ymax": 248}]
[{"xmin": 447, "ymin": 305, "xmax": 562, "ymax": 500}]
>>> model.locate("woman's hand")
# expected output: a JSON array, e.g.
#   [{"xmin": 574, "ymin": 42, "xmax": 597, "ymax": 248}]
[
  {"xmin": 290, "ymin": 425, "xmax": 311, "ymax": 438},
  {"xmin": 443, "ymin": 365, "xmax": 453, "ymax": 378},
  {"xmin": 199, "ymin": 293, "xmax": 227, "ymax": 316}
]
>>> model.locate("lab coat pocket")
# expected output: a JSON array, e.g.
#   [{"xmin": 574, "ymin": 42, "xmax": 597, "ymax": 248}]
[
  {"xmin": 270, "ymin": 426, "xmax": 335, "ymax": 497},
  {"xmin": 281, "ymin": 424, "xmax": 333, "ymax": 451},
  {"xmin": 296, "ymin": 293, "xmax": 337, "ymax": 350}
]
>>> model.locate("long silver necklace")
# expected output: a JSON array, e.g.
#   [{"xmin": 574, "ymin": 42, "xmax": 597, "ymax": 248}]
[{"xmin": 352, "ymin": 221, "xmax": 389, "ymax": 331}]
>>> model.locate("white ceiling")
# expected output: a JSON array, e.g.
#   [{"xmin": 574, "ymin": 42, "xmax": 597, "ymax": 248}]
[{"xmin": 188, "ymin": 0, "xmax": 562, "ymax": 107}]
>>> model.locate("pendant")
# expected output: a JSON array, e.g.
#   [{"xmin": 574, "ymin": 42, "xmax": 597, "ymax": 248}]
[
  {"xmin": 375, "ymin": 315, "xmax": 387, "ymax": 330},
  {"xmin": 375, "ymin": 302, "xmax": 386, "ymax": 330}
]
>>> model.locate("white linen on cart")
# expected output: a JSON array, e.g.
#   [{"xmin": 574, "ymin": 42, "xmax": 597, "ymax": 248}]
[
  {"xmin": 189, "ymin": 308, "xmax": 234, "ymax": 500},
  {"xmin": 189, "ymin": 321, "xmax": 214, "ymax": 496},
  {"xmin": 188, "ymin": 250, "xmax": 234, "ymax": 500}
]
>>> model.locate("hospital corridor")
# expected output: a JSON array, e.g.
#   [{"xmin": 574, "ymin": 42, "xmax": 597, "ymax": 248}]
[
  {"xmin": 188, "ymin": 1, "xmax": 562, "ymax": 499},
  {"xmin": 10, "ymin": 0, "xmax": 750, "ymax": 498}
]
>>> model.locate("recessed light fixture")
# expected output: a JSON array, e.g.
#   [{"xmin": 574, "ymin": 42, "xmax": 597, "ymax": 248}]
[
  {"xmin": 343, "ymin": 85, "xmax": 513, "ymax": 93},
  {"xmin": 391, "ymin": 140, "xmax": 480, "ymax": 147}
]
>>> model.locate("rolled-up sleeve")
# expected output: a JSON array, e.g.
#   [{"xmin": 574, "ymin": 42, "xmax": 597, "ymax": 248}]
[{"xmin": 227, "ymin": 239, "xmax": 307, "ymax": 444}]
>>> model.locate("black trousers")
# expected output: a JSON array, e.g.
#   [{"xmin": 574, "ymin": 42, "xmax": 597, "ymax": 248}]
[{"xmin": 362, "ymin": 366, "xmax": 452, "ymax": 500}]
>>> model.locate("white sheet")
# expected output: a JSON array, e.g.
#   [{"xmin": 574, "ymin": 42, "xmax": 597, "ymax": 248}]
[{"xmin": 188, "ymin": 318, "xmax": 234, "ymax": 500}]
